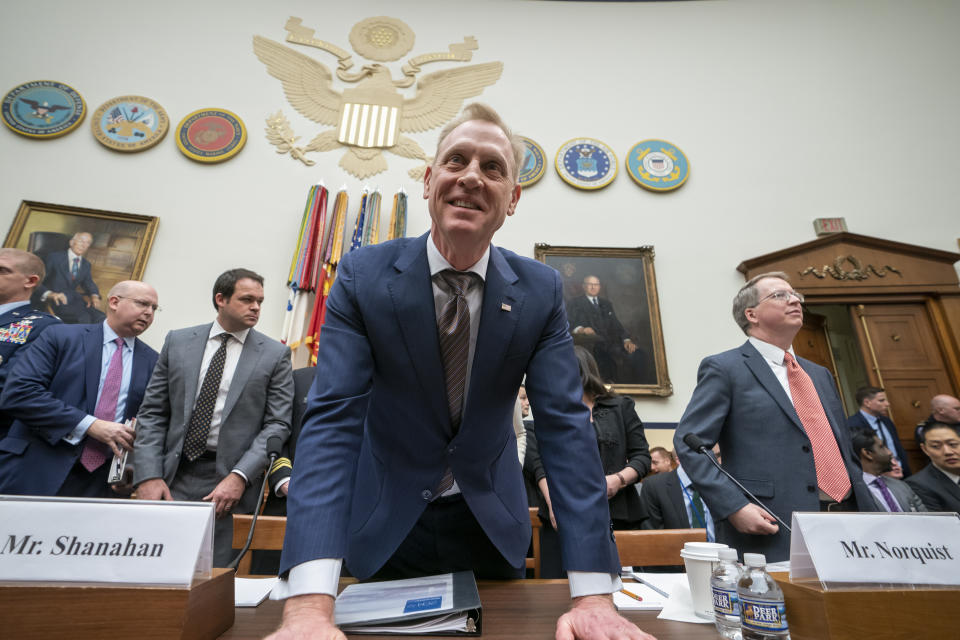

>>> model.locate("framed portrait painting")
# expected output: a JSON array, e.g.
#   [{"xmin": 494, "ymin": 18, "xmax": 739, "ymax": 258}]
[
  {"xmin": 535, "ymin": 244, "xmax": 672, "ymax": 396},
  {"xmin": 4, "ymin": 201, "xmax": 158, "ymax": 324}
]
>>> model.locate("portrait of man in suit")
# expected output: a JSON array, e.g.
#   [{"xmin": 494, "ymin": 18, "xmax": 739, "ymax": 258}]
[
  {"xmin": 0, "ymin": 280, "xmax": 159, "ymax": 498},
  {"xmin": 268, "ymin": 104, "xmax": 654, "ymax": 640},
  {"xmin": 674, "ymin": 271, "xmax": 875, "ymax": 562},
  {"xmin": 134, "ymin": 268, "xmax": 294, "ymax": 567},
  {"xmin": 37, "ymin": 231, "xmax": 106, "ymax": 324}
]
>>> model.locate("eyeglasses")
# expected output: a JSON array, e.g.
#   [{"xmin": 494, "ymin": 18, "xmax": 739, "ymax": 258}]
[
  {"xmin": 115, "ymin": 295, "xmax": 161, "ymax": 312},
  {"xmin": 757, "ymin": 289, "xmax": 804, "ymax": 305}
]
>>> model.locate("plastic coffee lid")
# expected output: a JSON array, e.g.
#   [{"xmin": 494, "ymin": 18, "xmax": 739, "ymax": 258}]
[
  {"xmin": 679, "ymin": 542, "xmax": 728, "ymax": 560},
  {"xmin": 743, "ymin": 553, "xmax": 767, "ymax": 567},
  {"xmin": 717, "ymin": 548, "xmax": 738, "ymax": 561}
]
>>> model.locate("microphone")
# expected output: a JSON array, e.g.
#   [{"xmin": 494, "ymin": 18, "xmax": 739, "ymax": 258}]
[
  {"xmin": 682, "ymin": 433, "xmax": 791, "ymax": 533},
  {"xmin": 227, "ymin": 435, "xmax": 285, "ymax": 570}
]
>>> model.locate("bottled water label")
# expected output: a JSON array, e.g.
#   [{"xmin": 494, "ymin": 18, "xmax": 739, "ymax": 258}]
[
  {"xmin": 712, "ymin": 585, "xmax": 740, "ymax": 619},
  {"xmin": 740, "ymin": 597, "xmax": 788, "ymax": 633}
]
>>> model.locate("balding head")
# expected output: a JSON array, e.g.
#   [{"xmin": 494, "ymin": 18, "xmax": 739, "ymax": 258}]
[
  {"xmin": 105, "ymin": 280, "xmax": 158, "ymax": 337},
  {"xmin": 931, "ymin": 394, "xmax": 960, "ymax": 425},
  {"xmin": 0, "ymin": 248, "xmax": 46, "ymax": 304}
]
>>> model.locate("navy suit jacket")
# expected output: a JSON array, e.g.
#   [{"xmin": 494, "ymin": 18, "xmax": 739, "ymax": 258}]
[
  {"xmin": 0, "ymin": 322, "xmax": 158, "ymax": 496},
  {"xmin": 846, "ymin": 412, "xmax": 912, "ymax": 476},
  {"xmin": 0, "ymin": 305, "xmax": 60, "ymax": 394},
  {"xmin": 674, "ymin": 341, "xmax": 875, "ymax": 562},
  {"xmin": 38, "ymin": 250, "xmax": 99, "ymax": 305},
  {"xmin": 280, "ymin": 234, "xmax": 618, "ymax": 579},
  {"xmin": 639, "ymin": 469, "xmax": 692, "ymax": 530}
]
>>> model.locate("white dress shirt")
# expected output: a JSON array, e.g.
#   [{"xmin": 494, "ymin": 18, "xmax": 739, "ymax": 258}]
[{"xmin": 197, "ymin": 321, "xmax": 250, "ymax": 450}]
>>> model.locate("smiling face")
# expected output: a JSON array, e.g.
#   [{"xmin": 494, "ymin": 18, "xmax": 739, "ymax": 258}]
[
  {"xmin": 69, "ymin": 232, "xmax": 92, "ymax": 256},
  {"xmin": 423, "ymin": 119, "xmax": 521, "ymax": 266}
]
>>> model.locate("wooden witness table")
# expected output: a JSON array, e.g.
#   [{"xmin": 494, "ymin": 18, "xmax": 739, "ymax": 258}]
[{"xmin": 220, "ymin": 579, "xmax": 716, "ymax": 640}]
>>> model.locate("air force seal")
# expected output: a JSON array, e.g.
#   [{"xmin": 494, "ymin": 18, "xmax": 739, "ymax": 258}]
[
  {"xmin": 627, "ymin": 139, "xmax": 690, "ymax": 192},
  {"xmin": 518, "ymin": 136, "xmax": 546, "ymax": 187},
  {"xmin": 556, "ymin": 138, "xmax": 617, "ymax": 190}
]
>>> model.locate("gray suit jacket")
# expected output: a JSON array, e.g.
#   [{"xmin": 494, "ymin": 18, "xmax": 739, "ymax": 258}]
[
  {"xmin": 134, "ymin": 323, "xmax": 294, "ymax": 512},
  {"xmin": 674, "ymin": 340, "xmax": 875, "ymax": 562},
  {"xmin": 866, "ymin": 474, "xmax": 927, "ymax": 512}
]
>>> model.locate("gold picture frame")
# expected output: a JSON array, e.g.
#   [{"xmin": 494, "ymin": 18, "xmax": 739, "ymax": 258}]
[
  {"xmin": 535, "ymin": 244, "xmax": 672, "ymax": 396},
  {"xmin": 4, "ymin": 201, "xmax": 159, "ymax": 323}
]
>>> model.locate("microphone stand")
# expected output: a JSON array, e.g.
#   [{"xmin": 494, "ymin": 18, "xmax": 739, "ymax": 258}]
[{"xmin": 227, "ymin": 447, "xmax": 280, "ymax": 570}]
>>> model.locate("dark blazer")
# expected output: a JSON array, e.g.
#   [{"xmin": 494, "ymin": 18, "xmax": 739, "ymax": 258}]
[
  {"xmin": 39, "ymin": 250, "xmax": 99, "ymax": 304},
  {"xmin": 592, "ymin": 395, "xmax": 650, "ymax": 523},
  {"xmin": 0, "ymin": 305, "xmax": 61, "ymax": 426},
  {"xmin": 264, "ymin": 366, "xmax": 316, "ymax": 515},
  {"xmin": 639, "ymin": 469, "xmax": 691, "ymax": 530},
  {"xmin": 280, "ymin": 234, "xmax": 618, "ymax": 579},
  {"xmin": 674, "ymin": 341, "xmax": 876, "ymax": 562},
  {"xmin": 567, "ymin": 295, "xmax": 629, "ymax": 344},
  {"xmin": 905, "ymin": 463, "xmax": 960, "ymax": 513},
  {"xmin": 847, "ymin": 412, "xmax": 912, "ymax": 476},
  {"xmin": 0, "ymin": 322, "xmax": 157, "ymax": 496}
]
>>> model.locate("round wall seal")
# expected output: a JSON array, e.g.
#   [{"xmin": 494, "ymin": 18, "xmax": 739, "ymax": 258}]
[
  {"xmin": 1, "ymin": 80, "xmax": 86, "ymax": 139},
  {"xmin": 91, "ymin": 95, "xmax": 169, "ymax": 152},
  {"xmin": 175, "ymin": 108, "xmax": 247, "ymax": 163},
  {"xmin": 555, "ymin": 138, "xmax": 617, "ymax": 190},
  {"xmin": 518, "ymin": 136, "xmax": 546, "ymax": 187},
  {"xmin": 626, "ymin": 139, "xmax": 690, "ymax": 192}
]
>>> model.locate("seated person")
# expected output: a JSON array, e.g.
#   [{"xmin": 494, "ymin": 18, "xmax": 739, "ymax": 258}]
[
  {"xmin": 906, "ymin": 422, "xmax": 960, "ymax": 513},
  {"xmin": 915, "ymin": 394, "xmax": 960, "ymax": 445},
  {"xmin": 851, "ymin": 428, "xmax": 925, "ymax": 512},
  {"xmin": 640, "ymin": 445, "xmax": 719, "ymax": 542},
  {"xmin": 35, "ymin": 232, "xmax": 105, "ymax": 324}
]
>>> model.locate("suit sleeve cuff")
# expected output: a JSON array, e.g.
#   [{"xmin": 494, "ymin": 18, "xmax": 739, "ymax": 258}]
[
  {"xmin": 64, "ymin": 415, "xmax": 97, "ymax": 444},
  {"xmin": 270, "ymin": 559, "xmax": 342, "ymax": 599},
  {"xmin": 567, "ymin": 571, "xmax": 622, "ymax": 598},
  {"xmin": 231, "ymin": 468, "xmax": 249, "ymax": 484}
]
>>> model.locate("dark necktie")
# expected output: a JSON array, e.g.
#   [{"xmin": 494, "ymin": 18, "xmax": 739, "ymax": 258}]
[
  {"xmin": 80, "ymin": 337, "xmax": 125, "ymax": 472},
  {"xmin": 872, "ymin": 476, "xmax": 902, "ymax": 512},
  {"xmin": 434, "ymin": 270, "xmax": 476, "ymax": 494},
  {"xmin": 784, "ymin": 352, "xmax": 851, "ymax": 502},
  {"xmin": 689, "ymin": 488, "xmax": 706, "ymax": 528},
  {"xmin": 71, "ymin": 257, "xmax": 79, "ymax": 279},
  {"xmin": 591, "ymin": 297, "xmax": 599, "ymax": 308},
  {"xmin": 183, "ymin": 334, "xmax": 230, "ymax": 461}
]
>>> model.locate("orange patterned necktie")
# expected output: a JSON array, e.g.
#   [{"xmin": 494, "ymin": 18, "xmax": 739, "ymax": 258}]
[{"xmin": 783, "ymin": 352, "xmax": 851, "ymax": 502}]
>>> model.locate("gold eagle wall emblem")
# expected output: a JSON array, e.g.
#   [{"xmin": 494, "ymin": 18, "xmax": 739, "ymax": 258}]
[{"xmin": 253, "ymin": 16, "xmax": 504, "ymax": 180}]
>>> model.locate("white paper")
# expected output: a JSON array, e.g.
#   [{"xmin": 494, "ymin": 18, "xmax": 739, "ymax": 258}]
[
  {"xmin": 790, "ymin": 512, "xmax": 960, "ymax": 585},
  {"xmin": 0, "ymin": 496, "xmax": 213, "ymax": 586},
  {"xmin": 614, "ymin": 582, "xmax": 668, "ymax": 610},
  {"xmin": 656, "ymin": 577, "xmax": 713, "ymax": 624},
  {"xmin": 235, "ymin": 577, "xmax": 279, "ymax": 607}
]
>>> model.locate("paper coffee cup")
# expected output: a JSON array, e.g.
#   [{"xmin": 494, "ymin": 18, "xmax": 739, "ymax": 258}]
[{"xmin": 679, "ymin": 542, "xmax": 729, "ymax": 619}]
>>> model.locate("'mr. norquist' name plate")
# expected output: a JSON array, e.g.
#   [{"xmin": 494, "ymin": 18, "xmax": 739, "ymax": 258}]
[
  {"xmin": 790, "ymin": 512, "xmax": 960, "ymax": 585},
  {"xmin": 0, "ymin": 496, "xmax": 213, "ymax": 586}
]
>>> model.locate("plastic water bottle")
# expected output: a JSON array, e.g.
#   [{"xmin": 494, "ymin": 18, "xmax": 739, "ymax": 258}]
[
  {"xmin": 711, "ymin": 547, "xmax": 742, "ymax": 639},
  {"xmin": 737, "ymin": 553, "xmax": 789, "ymax": 639}
]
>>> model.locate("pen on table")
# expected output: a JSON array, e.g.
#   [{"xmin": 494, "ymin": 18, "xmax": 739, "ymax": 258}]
[
  {"xmin": 619, "ymin": 588, "xmax": 643, "ymax": 602},
  {"xmin": 629, "ymin": 573, "xmax": 669, "ymax": 598}
]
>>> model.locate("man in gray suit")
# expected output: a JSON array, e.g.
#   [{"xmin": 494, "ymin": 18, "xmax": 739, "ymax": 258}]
[
  {"xmin": 852, "ymin": 428, "xmax": 926, "ymax": 512},
  {"xmin": 675, "ymin": 271, "xmax": 873, "ymax": 562},
  {"xmin": 134, "ymin": 268, "xmax": 294, "ymax": 566}
]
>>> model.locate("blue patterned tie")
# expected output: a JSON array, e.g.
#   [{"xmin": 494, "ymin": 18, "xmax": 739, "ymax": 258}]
[{"xmin": 183, "ymin": 334, "xmax": 230, "ymax": 461}]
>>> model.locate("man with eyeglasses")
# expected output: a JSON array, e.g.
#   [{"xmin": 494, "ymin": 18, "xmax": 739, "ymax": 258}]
[
  {"xmin": 674, "ymin": 271, "xmax": 874, "ymax": 562},
  {"xmin": 133, "ymin": 268, "xmax": 293, "ymax": 567},
  {"xmin": 0, "ymin": 280, "xmax": 159, "ymax": 498},
  {"xmin": 905, "ymin": 423, "xmax": 960, "ymax": 512}
]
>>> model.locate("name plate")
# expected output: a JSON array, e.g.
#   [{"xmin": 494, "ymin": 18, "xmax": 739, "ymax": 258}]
[
  {"xmin": 0, "ymin": 496, "xmax": 213, "ymax": 586},
  {"xmin": 790, "ymin": 512, "xmax": 960, "ymax": 585}
]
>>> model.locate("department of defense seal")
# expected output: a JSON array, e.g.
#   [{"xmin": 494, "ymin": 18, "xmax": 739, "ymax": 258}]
[
  {"xmin": 555, "ymin": 138, "xmax": 617, "ymax": 190},
  {"xmin": 626, "ymin": 139, "xmax": 690, "ymax": 192},
  {"xmin": 518, "ymin": 136, "xmax": 546, "ymax": 187},
  {"xmin": 1, "ymin": 80, "xmax": 86, "ymax": 139},
  {"xmin": 91, "ymin": 95, "xmax": 169, "ymax": 152},
  {"xmin": 176, "ymin": 108, "xmax": 247, "ymax": 163}
]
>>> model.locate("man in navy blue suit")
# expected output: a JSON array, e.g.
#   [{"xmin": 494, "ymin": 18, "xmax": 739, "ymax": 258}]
[
  {"xmin": 268, "ymin": 104, "xmax": 654, "ymax": 640},
  {"xmin": 37, "ymin": 231, "xmax": 105, "ymax": 324},
  {"xmin": 0, "ymin": 280, "xmax": 159, "ymax": 498},
  {"xmin": 846, "ymin": 386, "xmax": 911, "ymax": 477}
]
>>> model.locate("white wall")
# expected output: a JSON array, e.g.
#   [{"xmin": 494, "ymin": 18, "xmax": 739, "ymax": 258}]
[{"xmin": 2, "ymin": 0, "xmax": 958, "ymax": 423}]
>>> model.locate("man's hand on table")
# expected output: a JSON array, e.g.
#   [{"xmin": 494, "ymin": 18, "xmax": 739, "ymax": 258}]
[
  {"xmin": 556, "ymin": 594, "xmax": 657, "ymax": 640},
  {"xmin": 265, "ymin": 594, "xmax": 346, "ymax": 640}
]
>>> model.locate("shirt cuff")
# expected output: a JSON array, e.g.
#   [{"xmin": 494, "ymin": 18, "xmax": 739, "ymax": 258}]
[
  {"xmin": 271, "ymin": 558, "xmax": 342, "ymax": 600},
  {"xmin": 274, "ymin": 477, "xmax": 290, "ymax": 493},
  {"xmin": 64, "ymin": 415, "xmax": 97, "ymax": 444},
  {"xmin": 567, "ymin": 571, "xmax": 622, "ymax": 598},
  {"xmin": 231, "ymin": 468, "xmax": 248, "ymax": 484}
]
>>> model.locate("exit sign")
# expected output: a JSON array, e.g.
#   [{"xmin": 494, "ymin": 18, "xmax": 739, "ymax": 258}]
[{"xmin": 813, "ymin": 217, "xmax": 847, "ymax": 236}]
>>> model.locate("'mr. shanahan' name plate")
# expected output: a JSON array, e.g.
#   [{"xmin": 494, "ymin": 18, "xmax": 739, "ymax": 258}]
[
  {"xmin": 790, "ymin": 512, "xmax": 960, "ymax": 586},
  {"xmin": 0, "ymin": 496, "xmax": 213, "ymax": 586}
]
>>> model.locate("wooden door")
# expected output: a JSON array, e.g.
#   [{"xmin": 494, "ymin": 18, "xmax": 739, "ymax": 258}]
[
  {"xmin": 795, "ymin": 312, "xmax": 847, "ymax": 413},
  {"xmin": 852, "ymin": 303, "xmax": 953, "ymax": 471}
]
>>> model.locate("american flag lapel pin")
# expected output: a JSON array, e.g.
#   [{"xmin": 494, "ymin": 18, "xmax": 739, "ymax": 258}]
[{"xmin": 501, "ymin": 302, "xmax": 512, "ymax": 312}]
